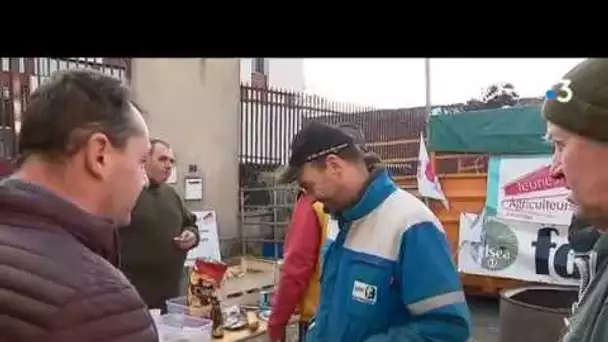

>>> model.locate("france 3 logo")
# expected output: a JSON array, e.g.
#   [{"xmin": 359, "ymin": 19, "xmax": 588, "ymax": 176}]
[{"xmin": 545, "ymin": 79, "xmax": 573, "ymax": 103}]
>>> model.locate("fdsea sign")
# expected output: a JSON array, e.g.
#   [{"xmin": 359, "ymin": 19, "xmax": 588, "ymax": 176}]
[{"xmin": 458, "ymin": 212, "xmax": 578, "ymax": 286}]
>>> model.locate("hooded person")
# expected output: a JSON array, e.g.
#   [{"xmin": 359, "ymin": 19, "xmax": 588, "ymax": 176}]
[{"xmin": 542, "ymin": 58, "xmax": 608, "ymax": 342}]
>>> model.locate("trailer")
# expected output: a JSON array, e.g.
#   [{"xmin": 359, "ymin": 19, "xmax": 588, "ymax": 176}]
[{"xmin": 402, "ymin": 105, "xmax": 553, "ymax": 296}]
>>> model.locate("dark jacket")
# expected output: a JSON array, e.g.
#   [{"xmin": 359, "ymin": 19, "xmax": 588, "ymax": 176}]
[
  {"xmin": 563, "ymin": 215, "xmax": 608, "ymax": 342},
  {"xmin": 562, "ymin": 261, "xmax": 608, "ymax": 342},
  {"xmin": 0, "ymin": 178, "xmax": 157, "ymax": 342},
  {"xmin": 119, "ymin": 181, "xmax": 199, "ymax": 310},
  {"xmin": 569, "ymin": 216, "xmax": 608, "ymax": 266}
]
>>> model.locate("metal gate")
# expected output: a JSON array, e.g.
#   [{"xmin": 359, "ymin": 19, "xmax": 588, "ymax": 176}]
[
  {"xmin": 237, "ymin": 84, "xmax": 373, "ymax": 258},
  {"xmin": 0, "ymin": 57, "xmax": 129, "ymax": 162}
]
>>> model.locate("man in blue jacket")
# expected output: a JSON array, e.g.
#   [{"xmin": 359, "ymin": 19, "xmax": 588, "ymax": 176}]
[{"xmin": 277, "ymin": 121, "xmax": 471, "ymax": 342}]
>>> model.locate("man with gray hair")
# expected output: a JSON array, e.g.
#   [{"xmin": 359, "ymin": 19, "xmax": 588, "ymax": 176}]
[{"xmin": 543, "ymin": 58, "xmax": 608, "ymax": 342}]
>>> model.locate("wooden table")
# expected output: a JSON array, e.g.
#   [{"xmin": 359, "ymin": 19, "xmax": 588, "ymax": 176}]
[
  {"xmin": 216, "ymin": 319, "xmax": 270, "ymax": 342},
  {"xmin": 183, "ymin": 257, "xmax": 288, "ymax": 341},
  {"xmin": 216, "ymin": 293, "xmax": 298, "ymax": 342},
  {"xmin": 217, "ymin": 315, "xmax": 300, "ymax": 342}
]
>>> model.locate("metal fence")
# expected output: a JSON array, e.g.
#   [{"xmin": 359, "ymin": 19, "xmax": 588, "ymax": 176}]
[
  {"xmin": 239, "ymin": 84, "xmax": 374, "ymax": 166},
  {"xmin": 239, "ymin": 84, "xmax": 495, "ymax": 181},
  {"xmin": 0, "ymin": 57, "xmax": 129, "ymax": 160},
  {"xmin": 238, "ymin": 84, "xmax": 376, "ymax": 257},
  {"xmin": 238, "ymin": 185, "xmax": 299, "ymax": 259},
  {"xmin": 308, "ymin": 107, "xmax": 429, "ymax": 177},
  {"xmin": 236, "ymin": 84, "xmax": 546, "ymax": 258},
  {"xmin": 237, "ymin": 85, "xmax": 460, "ymax": 257}
]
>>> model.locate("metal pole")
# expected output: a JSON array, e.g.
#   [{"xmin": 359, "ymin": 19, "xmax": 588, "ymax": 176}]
[
  {"xmin": 425, "ymin": 58, "xmax": 431, "ymax": 116},
  {"xmin": 272, "ymin": 186, "xmax": 280, "ymax": 286},
  {"xmin": 239, "ymin": 188, "xmax": 246, "ymax": 257},
  {"xmin": 423, "ymin": 58, "xmax": 432, "ymax": 207},
  {"xmin": 272, "ymin": 186, "xmax": 278, "ymax": 260}
]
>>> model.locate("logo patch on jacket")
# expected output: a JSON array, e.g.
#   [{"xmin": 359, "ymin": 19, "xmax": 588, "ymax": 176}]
[{"xmin": 352, "ymin": 280, "xmax": 377, "ymax": 305}]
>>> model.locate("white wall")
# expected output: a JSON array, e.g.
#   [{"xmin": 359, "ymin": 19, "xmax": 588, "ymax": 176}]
[{"xmin": 240, "ymin": 58, "xmax": 305, "ymax": 91}]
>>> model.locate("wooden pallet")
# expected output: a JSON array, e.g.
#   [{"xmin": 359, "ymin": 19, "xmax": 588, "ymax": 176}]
[
  {"xmin": 213, "ymin": 258, "xmax": 295, "ymax": 341},
  {"xmin": 223, "ymin": 257, "xmax": 282, "ymax": 300}
]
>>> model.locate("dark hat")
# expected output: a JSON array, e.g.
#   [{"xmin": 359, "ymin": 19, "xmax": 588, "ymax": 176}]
[
  {"xmin": 276, "ymin": 121, "xmax": 356, "ymax": 184},
  {"xmin": 337, "ymin": 123, "xmax": 383, "ymax": 169},
  {"xmin": 542, "ymin": 58, "xmax": 608, "ymax": 142},
  {"xmin": 337, "ymin": 122, "xmax": 366, "ymax": 148}
]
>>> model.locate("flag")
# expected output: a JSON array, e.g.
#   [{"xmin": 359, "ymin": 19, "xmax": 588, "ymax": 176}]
[{"xmin": 417, "ymin": 133, "xmax": 449, "ymax": 210}]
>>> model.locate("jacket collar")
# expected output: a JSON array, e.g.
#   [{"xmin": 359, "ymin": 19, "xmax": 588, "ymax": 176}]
[
  {"xmin": 0, "ymin": 178, "xmax": 120, "ymax": 266},
  {"xmin": 333, "ymin": 166, "xmax": 397, "ymax": 223}
]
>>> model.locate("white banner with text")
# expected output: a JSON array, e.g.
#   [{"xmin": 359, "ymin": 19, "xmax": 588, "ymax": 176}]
[
  {"xmin": 185, "ymin": 210, "xmax": 222, "ymax": 266},
  {"xmin": 458, "ymin": 211, "xmax": 579, "ymax": 285},
  {"xmin": 486, "ymin": 155, "xmax": 574, "ymax": 226}
]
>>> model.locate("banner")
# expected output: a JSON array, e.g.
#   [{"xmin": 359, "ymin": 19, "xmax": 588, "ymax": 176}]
[
  {"xmin": 486, "ymin": 155, "xmax": 575, "ymax": 226},
  {"xmin": 458, "ymin": 211, "xmax": 578, "ymax": 286},
  {"xmin": 185, "ymin": 210, "xmax": 222, "ymax": 266}
]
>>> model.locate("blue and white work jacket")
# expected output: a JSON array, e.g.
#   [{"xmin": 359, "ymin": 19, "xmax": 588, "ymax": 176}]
[{"xmin": 306, "ymin": 168, "xmax": 471, "ymax": 342}]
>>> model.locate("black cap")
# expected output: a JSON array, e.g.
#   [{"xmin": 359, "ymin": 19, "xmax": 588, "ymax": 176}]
[
  {"xmin": 337, "ymin": 122, "xmax": 366, "ymax": 149},
  {"xmin": 276, "ymin": 121, "xmax": 356, "ymax": 184}
]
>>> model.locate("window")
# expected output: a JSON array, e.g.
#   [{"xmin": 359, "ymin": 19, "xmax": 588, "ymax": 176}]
[{"xmin": 252, "ymin": 58, "xmax": 266, "ymax": 75}]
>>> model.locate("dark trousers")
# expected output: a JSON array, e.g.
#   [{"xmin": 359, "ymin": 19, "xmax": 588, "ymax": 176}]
[{"xmin": 298, "ymin": 321, "xmax": 309, "ymax": 342}]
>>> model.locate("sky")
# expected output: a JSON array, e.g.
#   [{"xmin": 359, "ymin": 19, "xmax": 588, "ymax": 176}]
[{"xmin": 303, "ymin": 58, "xmax": 585, "ymax": 109}]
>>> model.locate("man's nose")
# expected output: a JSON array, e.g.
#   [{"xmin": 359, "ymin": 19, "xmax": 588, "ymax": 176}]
[{"xmin": 549, "ymin": 160, "xmax": 564, "ymax": 180}]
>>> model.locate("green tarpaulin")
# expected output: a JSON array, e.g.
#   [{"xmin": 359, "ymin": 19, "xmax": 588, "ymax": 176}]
[{"xmin": 428, "ymin": 106, "xmax": 552, "ymax": 155}]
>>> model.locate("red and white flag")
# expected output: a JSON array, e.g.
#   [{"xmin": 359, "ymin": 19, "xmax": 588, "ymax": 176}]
[{"xmin": 417, "ymin": 133, "xmax": 449, "ymax": 210}]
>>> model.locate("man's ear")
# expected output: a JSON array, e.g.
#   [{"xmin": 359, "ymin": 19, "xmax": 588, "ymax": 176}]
[
  {"xmin": 83, "ymin": 132, "xmax": 111, "ymax": 180},
  {"xmin": 325, "ymin": 154, "xmax": 343, "ymax": 173}
]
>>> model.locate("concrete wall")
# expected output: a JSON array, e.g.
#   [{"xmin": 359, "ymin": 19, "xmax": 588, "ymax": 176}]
[{"xmin": 130, "ymin": 58, "xmax": 240, "ymax": 241}]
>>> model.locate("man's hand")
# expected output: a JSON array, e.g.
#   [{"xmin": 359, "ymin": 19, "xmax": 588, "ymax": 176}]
[{"xmin": 173, "ymin": 230, "xmax": 197, "ymax": 250}]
